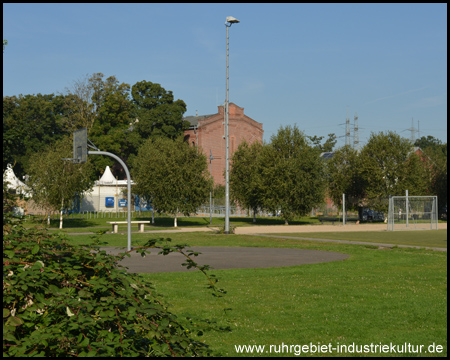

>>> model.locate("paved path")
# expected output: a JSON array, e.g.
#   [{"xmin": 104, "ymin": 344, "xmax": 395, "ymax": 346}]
[
  {"xmin": 234, "ymin": 222, "xmax": 447, "ymax": 234},
  {"xmin": 243, "ymin": 234, "xmax": 447, "ymax": 252},
  {"xmin": 234, "ymin": 222, "xmax": 447, "ymax": 252},
  {"xmin": 67, "ymin": 222, "xmax": 446, "ymax": 236},
  {"xmin": 72, "ymin": 223, "xmax": 446, "ymax": 273},
  {"xmin": 99, "ymin": 246, "xmax": 350, "ymax": 273}
]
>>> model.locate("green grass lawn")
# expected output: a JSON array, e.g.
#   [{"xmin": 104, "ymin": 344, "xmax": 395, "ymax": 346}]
[
  {"xmin": 133, "ymin": 235, "xmax": 447, "ymax": 357},
  {"xmin": 52, "ymin": 228, "xmax": 449, "ymax": 356},
  {"xmin": 61, "ymin": 227, "xmax": 447, "ymax": 250},
  {"xmin": 23, "ymin": 214, "xmax": 323, "ymax": 233}
]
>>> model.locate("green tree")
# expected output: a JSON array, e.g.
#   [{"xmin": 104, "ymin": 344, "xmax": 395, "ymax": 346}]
[
  {"xmin": 132, "ymin": 137, "xmax": 212, "ymax": 227},
  {"xmin": 131, "ymin": 80, "xmax": 189, "ymax": 140},
  {"xmin": 414, "ymin": 135, "xmax": 442, "ymax": 149},
  {"xmin": 325, "ymin": 145, "xmax": 365, "ymax": 210},
  {"xmin": 3, "ymin": 94, "xmax": 69, "ymax": 178},
  {"xmin": 26, "ymin": 137, "xmax": 94, "ymax": 228},
  {"xmin": 59, "ymin": 74, "xmax": 97, "ymax": 133},
  {"xmin": 87, "ymin": 73, "xmax": 135, "ymax": 179},
  {"xmin": 359, "ymin": 131, "xmax": 431, "ymax": 212},
  {"xmin": 307, "ymin": 133, "xmax": 337, "ymax": 152},
  {"xmin": 260, "ymin": 125, "xmax": 326, "ymax": 225},
  {"xmin": 420, "ymin": 142, "xmax": 447, "ymax": 216},
  {"xmin": 230, "ymin": 141, "xmax": 265, "ymax": 222}
]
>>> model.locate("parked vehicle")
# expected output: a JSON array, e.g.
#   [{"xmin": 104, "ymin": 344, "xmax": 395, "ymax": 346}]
[{"xmin": 361, "ymin": 208, "xmax": 384, "ymax": 221}]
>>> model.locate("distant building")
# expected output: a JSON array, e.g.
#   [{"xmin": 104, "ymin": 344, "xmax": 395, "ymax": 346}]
[
  {"xmin": 79, "ymin": 166, "xmax": 132, "ymax": 212},
  {"xmin": 183, "ymin": 103, "xmax": 263, "ymax": 185}
]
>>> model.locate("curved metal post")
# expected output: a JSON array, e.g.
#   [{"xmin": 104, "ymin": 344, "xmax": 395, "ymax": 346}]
[{"xmin": 88, "ymin": 151, "xmax": 132, "ymax": 251}]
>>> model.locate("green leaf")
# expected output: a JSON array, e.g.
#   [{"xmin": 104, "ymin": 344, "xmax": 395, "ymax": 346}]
[
  {"xmin": 3, "ymin": 308, "xmax": 11, "ymax": 318},
  {"xmin": 80, "ymin": 336, "xmax": 89, "ymax": 347},
  {"xmin": 31, "ymin": 244, "xmax": 40, "ymax": 254},
  {"xmin": 6, "ymin": 315, "xmax": 23, "ymax": 327}
]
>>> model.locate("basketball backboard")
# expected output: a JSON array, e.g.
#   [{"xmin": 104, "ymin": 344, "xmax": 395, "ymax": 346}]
[{"xmin": 73, "ymin": 128, "xmax": 87, "ymax": 163}]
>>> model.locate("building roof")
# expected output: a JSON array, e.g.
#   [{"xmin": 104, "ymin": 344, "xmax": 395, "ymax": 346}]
[
  {"xmin": 320, "ymin": 152, "xmax": 334, "ymax": 160},
  {"xmin": 183, "ymin": 114, "xmax": 215, "ymax": 128},
  {"xmin": 94, "ymin": 166, "xmax": 134, "ymax": 186}
]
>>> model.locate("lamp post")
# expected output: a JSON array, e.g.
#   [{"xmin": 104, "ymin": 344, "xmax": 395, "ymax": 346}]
[
  {"xmin": 209, "ymin": 149, "xmax": 214, "ymax": 225},
  {"xmin": 225, "ymin": 16, "xmax": 239, "ymax": 234}
]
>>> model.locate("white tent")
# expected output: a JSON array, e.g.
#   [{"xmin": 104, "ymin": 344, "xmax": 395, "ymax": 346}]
[
  {"xmin": 80, "ymin": 165, "xmax": 133, "ymax": 212},
  {"xmin": 97, "ymin": 165, "xmax": 117, "ymax": 185},
  {"xmin": 3, "ymin": 164, "xmax": 30, "ymax": 196}
]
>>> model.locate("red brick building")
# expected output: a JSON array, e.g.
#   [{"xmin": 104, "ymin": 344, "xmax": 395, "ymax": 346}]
[{"xmin": 184, "ymin": 103, "xmax": 263, "ymax": 185}]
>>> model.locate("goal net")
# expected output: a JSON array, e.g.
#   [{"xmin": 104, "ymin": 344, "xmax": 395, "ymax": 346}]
[{"xmin": 387, "ymin": 195, "xmax": 438, "ymax": 231}]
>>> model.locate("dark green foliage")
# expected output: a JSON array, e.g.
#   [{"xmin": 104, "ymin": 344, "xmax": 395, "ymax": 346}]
[
  {"xmin": 4, "ymin": 74, "xmax": 191, "ymax": 182},
  {"xmin": 325, "ymin": 145, "xmax": 365, "ymax": 210},
  {"xmin": 230, "ymin": 141, "xmax": 265, "ymax": 222},
  {"xmin": 87, "ymin": 74, "xmax": 136, "ymax": 178},
  {"xmin": 414, "ymin": 135, "xmax": 442, "ymax": 149},
  {"xmin": 25, "ymin": 137, "xmax": 94, "ymax": 227},
  {"xmin": 261, "ymin": 125, "xmax": 326, "ymax": 224},
  {"xmin": 3, "ymin": 186, "xmax": 212, "ymax": 357},
  {"xmin": 3, "ymin": 94, "xmax": 69, "ymax": 178},
  {"xmin": 359, "ymin": 131, "xmax": 431, "ymax": 212},
  {"xmin": 415, "ymin": 137, "xmax": 447, "ymax": 216},
  {"xmin": 132, "ymin": 136, "xmax": 212, "ymax": 225},
  {"xmin": 230, "ymin": 126, "xmax": 326, "ymax": 225},
  {"xmin": 307, "ymin": 133, "xmax": 337, "ymax": 152},
  {"xmin": 131, "ymin": 80, "xmax": 189, "ymax": 140}
]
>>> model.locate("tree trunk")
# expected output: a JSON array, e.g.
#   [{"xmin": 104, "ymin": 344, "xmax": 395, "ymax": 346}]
[
  {"xmin": 253, "ymin": 208, "xmax": 257, "ymax": 223},
  {"xmin": 59, "ymin": 198, "xmax": 64, "ymax": 229}
]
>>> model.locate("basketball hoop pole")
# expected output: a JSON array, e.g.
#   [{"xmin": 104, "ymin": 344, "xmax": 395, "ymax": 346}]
[{"xmin": 88, "ymin": 150, "xmax": 132, "ymax": 251}]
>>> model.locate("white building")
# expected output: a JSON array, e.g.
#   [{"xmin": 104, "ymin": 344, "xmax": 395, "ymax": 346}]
[{"xmin": 80, "ymin": 166, "xmax": 133, "ymax": 212}]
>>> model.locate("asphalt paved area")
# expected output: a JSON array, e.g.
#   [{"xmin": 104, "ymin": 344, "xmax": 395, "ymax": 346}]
[{"xmin": 99, "ymin": 246, "xmax": 350, "ymax": 273}]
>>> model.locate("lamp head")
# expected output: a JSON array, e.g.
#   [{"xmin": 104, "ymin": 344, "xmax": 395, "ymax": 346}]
[{"xmin": 226, "ymin": 16, "xmax": 240, "ymax": 25}]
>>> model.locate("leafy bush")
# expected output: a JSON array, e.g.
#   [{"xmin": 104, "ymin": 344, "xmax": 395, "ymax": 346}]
[{"xmin": 3, "ymin": 184, "xmax": 212, "ymax": 357}]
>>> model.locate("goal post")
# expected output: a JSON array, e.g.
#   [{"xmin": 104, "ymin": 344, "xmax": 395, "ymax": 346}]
[{"xmin": 387, "ymin": 195, "xmax": 438, "ymax": 231}]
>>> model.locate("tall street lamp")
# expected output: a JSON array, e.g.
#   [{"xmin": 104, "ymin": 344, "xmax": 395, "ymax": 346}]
[
  {"xmin": 225, "ymin": 16, "xmax": 239, "ymax": 234},
  {"xmin": 209, "ymin": 149, "xmax": 214, "ymax": 225}
]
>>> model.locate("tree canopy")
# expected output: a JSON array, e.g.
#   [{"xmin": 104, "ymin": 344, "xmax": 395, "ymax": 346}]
[
  {"xmin": 307, "ymin": 133, "xmax": 337, "ymax": 153},
  {"xmin": 414, "ymin": 135, "xmax": 442, "ymax": 150},
  {"xmin": 132, "ymin": 137, "xmax": 212, "ymax": 227},
  {"xmin": 131, "ymin": 80, "xmax": 189, "ymax": 140},
  {"xmin": 3, "ymin": 74, "xmax": 190, "ymax": 182},
  {"xmin": 358, "ymin": 131, "xmax": 431, "ymax": 212},
  {"xmin": 3, "ymin": 94, "xmax": 69, "ymax": 178},
  {"xmin": 417, "ymin": 139, "xmax": 447, "ymax": 216},
  {"xmin": 25, "ymin": 137, "xmax": 94, "ymax": 228},
  {"xmin": 230, "ymin": 141, "xmax": 265, "ymax": 222},
  {"xmin": 325, "ymin": 145, "xmax": 364, "ymax": 210},
  {"xmin": 260, "ymin": 125, "xmax": 326, "ymax": 224}
]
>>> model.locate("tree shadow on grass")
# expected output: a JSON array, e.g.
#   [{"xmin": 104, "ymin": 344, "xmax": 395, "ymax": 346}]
[
  {"xmin": 45, "ymin": 218, "xmax": 98, "ymax": 228},
  {"xmin": 132, "ymin": 215, "xmax": 323, "ymax": 227}
]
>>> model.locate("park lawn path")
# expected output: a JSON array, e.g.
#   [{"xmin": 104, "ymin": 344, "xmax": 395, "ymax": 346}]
[{"xmin": 234, "ymin": 222, "xmax": 447, "ymax": 234}]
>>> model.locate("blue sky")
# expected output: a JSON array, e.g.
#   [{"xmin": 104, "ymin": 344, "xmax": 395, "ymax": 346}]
[{"xmin": 3, "ymin": 3, "xmax": 447, "ymax": 147}]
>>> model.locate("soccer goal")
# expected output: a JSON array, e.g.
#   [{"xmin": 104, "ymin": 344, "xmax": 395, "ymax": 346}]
[{"xmin": 387, "ymin": 195, "xmax": 438, "ymax": 231}]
